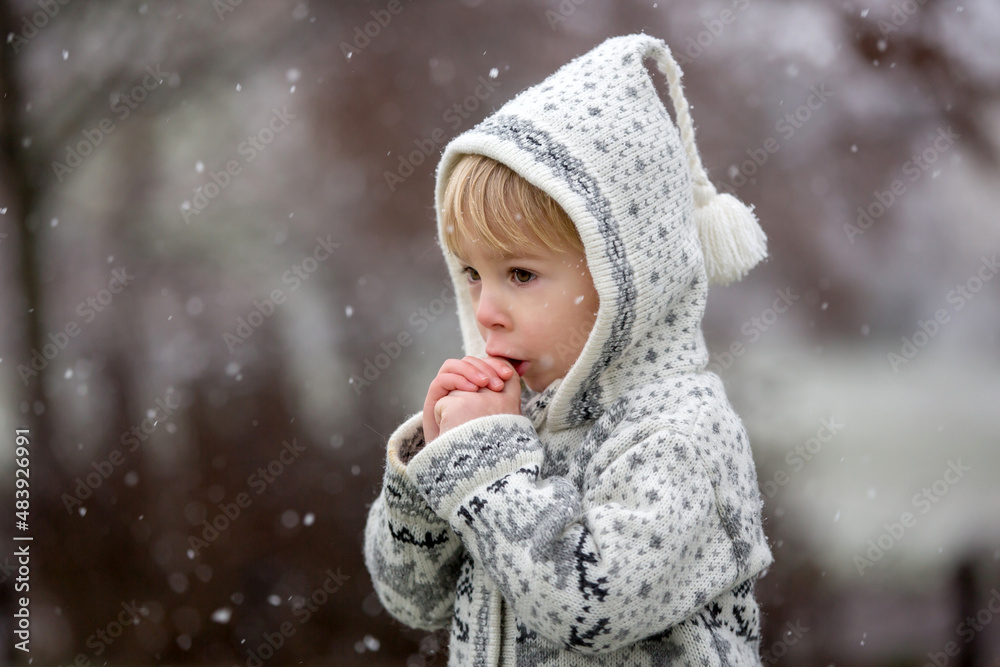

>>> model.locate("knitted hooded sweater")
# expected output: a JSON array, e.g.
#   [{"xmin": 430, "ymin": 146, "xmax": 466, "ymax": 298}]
[{"xmin": 364, "ymin": 33, "xmax": 773, "ymax": 666}]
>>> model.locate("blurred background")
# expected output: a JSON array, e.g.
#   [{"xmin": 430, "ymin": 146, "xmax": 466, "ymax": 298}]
[{"xmin": 0, "ymin": 0, "xmax": 998, "ymax": 664}]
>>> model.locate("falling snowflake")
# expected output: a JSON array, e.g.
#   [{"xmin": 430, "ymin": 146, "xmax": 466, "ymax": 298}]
[{"xmin": 211, "ymin": 607, "xmax": 233, "ymax": 623}]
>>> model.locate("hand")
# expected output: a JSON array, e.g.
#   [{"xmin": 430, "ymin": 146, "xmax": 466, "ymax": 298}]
[
  {"xmin": 422, "ymin": 356, "xmax": 518, "ymax": 443},
  {"xmin": 434, "ymin": 367, "xmax": 521, "ymax": 438}
]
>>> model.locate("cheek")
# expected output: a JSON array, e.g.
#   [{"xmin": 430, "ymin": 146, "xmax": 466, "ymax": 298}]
[
  {"xmin": 585, "ymin": 287, "xmax": 600, "ymax": 314},
  {"xmin": 572, "ymin": 299, "xmax": 598, "ymax": 333}
]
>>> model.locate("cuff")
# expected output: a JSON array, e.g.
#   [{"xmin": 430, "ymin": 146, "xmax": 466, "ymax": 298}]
[
  {"xmin": 405, "ymin": 414, "xmax": 543, "ymax": 521},
  {"xmin": 381, "ymin": 412, "xmax": 444, "ymax": 525}
]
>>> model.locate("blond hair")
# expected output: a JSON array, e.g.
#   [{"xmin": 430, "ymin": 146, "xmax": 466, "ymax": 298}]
[{"xmin": 441, "ymin": 154, "xmax": 584, "ymax": 258}]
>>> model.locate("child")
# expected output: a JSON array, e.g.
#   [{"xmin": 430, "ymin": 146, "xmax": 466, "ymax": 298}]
[{"xmin": 364, "ymin": 33, "xmax": 773, "ymax": 666}]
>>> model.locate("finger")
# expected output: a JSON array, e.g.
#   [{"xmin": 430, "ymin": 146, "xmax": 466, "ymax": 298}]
[
  {"xmin": 422, "ymin": 387, "xmax": 439, "ymax": 442},
  {"xmin": 424, "ymin": 374, "xmax": 476, "ymax": 433},
  {"xmin": 481, "ymin": 356, "xmax": 516, "ymax": 381},
  {"xmin": 434, "ymin": 395, "xmax": 451, "ymax": 425},
  {"xmin": 461, "ymin": 356, "xmax": 505, "ymax": 389},
  {"xmin": 454, "ymin": 355, "xmax": 503, "ymax": 391},
  {"xmin": 422, "ymin": 411, "xmax": 438, "ymax": 443},
  {"xmin": 462, "ymin": 356, "xmax": 507, "ymax": 390},
  {"xmin": 430, "ymin": 373, "xmax": 479, "ymax": 401},
  {"xmin": 500, "ymin": 370, "xmax": 522, "ymax": 410},
  {"xmin": 503, "ymin": 371, "xmax": 522, "ymax": 397},
  {"xmin": 439, "ymin": 358, "xmax": 496, "ymax": 389}
]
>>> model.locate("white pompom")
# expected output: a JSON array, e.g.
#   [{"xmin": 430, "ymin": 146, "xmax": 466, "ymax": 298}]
[{"xmin": 694, "ymin": 186, "xmax": 768, "ymax": 286}]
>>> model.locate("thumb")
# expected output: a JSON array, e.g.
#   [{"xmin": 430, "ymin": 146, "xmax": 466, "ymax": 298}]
[
  {"xmin": 503, "ymin": 372, "xmax": 522, "ymax": 405},
  {"xmin": 434, "ymin": 397, "xmax": 446, "ymax": 425}
]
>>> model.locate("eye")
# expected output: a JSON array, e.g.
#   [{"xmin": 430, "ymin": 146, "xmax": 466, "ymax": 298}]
[
  {"xmin": 512, "ymin": 268, "xmax": 535, "ymax": 284},
  {"xmin": 461, "ymin": 266, "xmax": 480, "ymax": 282}
]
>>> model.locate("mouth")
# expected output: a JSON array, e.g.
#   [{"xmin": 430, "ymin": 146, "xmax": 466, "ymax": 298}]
[{"xmin": 495, "ymin": 356, "xmax": 529, "ymax": 377}]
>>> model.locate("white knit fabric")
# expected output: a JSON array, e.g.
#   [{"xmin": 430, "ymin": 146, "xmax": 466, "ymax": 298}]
[{"xmin": 364, "ymin": 33, "xmax": 773, "ymax": 666}]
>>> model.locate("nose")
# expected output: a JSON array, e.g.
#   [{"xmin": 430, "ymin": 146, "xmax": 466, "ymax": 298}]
[{"xmin": 473, "ymin": 283, "xmax": 512, "ymax": 331}]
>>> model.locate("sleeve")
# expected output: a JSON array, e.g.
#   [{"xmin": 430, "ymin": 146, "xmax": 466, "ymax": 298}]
[
  {"xmin": 363, "ymin": 411, "xmax": 466, "ymax": 631},
  {"xmin": 404, "ymin": 410, "xmax": 765, "ymax": 654}
]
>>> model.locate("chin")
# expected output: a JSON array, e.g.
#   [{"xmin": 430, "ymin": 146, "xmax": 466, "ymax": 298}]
[{"xmin": 523, "ymin": 376, "xmax": 548, "ymax": 393}]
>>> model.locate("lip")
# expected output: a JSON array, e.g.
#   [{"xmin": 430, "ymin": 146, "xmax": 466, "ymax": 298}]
[{"xmin": 487, "ymin": 351, "xmax": 528, "ymax": 377}]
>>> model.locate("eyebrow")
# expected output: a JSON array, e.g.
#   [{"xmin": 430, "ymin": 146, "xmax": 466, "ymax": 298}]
[{"xmin": 454, "ymin": 249, "xmax": 546, "ymax": 262}]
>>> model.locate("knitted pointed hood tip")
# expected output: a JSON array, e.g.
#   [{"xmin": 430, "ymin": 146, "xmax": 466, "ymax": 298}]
[
  {"xmin": 433, "ymin": 33, "xmax": 768, "ymax": 430},
  {"xmin": 652, "ymin": 42, "xmax": 769, "ymax": 286}
]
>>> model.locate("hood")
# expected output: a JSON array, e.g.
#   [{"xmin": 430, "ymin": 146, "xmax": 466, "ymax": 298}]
[{"xmin": 433, "ymin": 33, "xmax": 767, "ymax": 432}]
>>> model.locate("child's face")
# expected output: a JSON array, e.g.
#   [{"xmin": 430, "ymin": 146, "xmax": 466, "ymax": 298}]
[{"xmin": 454, "ymin": 235, "xmax": 600, "ymax": 393}]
